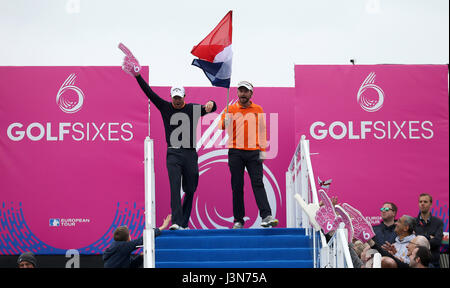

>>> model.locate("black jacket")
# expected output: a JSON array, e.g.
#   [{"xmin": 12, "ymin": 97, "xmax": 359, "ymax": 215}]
[
  {"xmin": 136, "ymin": 75, "xmax": 217, "ymax": 149},
  {"xmin": 103, "ymin": 228, "xmax": 161, "ymax": 268},
  {"xmin": 103, "ymin": 237, "xmax": 143, "ymax": 268},
  {"xmin": 415, "ymin": 213, "xmax": 444, "ymax": 267},
  {"xmin": 372, "ymin": 221, "xmax": 397, "ymax": 246}
]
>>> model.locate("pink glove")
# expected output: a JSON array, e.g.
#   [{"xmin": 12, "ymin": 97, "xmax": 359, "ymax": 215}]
[
  {"xmin": 315, "ymin": 190, "xmax": 337, "ymax": 234},
  {"xmin": 118, "ymin": 43, "xmax": 141, "ymax": 77},
  {"xmin": 335, "ymin": 205, "xmax": 354, "ymax": 243},
  {"xmin": 342, "ymin": 203, "xmax": 375, "ymax": 243}
]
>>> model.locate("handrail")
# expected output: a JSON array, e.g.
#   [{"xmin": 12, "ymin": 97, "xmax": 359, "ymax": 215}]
[
  {"xmin": 336, "ymin": 225, "xmax": 354, "ymax": 268},
  {"xmin": 300, "ymin": 135, "xmax": 319, "ymax": 205},
  {"xmin": 325, "ymin": 224, "xmax": 353, "ymax": 268},
  {"xmin": 372, "ymin": 253, "xmax": 382, "ymax": 268},
  {"xmin": 287, "ymin": 135, "xmax": 329, "ymax": 267},
  {"xmin": 143, "ymin": 137, "xmax": 156, "ymax": 268},
  {"xmin": 286, "ymin": 135, "xmax": 355, "ymax": 268}
]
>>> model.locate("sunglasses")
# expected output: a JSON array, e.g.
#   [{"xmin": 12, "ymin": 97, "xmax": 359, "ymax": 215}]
[{"xmin": 380, "ymin": 207, "xmax": 392, "ymax": 212}]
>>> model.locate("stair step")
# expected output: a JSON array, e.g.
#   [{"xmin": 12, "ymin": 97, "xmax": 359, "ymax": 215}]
[
  {"xmin": 154, "ymin": 228, "xmax": 314, "ymax": 268},
  {"xmin": 156, "ymin": 260, "xmax": 314, "ymax": 268},
  {"xmin": 158, "ymin": 228, "xmax": 307, "ymax": 237},
  {"xmin": 157, "ymin": 248, "xmax": 313, "ymax": 262},
  {"xmin": 156, "ymin": 235, "xmax": 310, "ymax": 249}
]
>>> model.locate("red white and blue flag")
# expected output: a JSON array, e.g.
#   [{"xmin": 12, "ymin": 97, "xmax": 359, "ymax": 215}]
[{"xmin": 191, "ymin": 11, "xmax": 233, "ymax": 88}]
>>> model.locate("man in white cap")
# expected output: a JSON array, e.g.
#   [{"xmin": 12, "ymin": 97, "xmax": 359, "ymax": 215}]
[
  {"xmin": 119, "ymin": 43, "xmax": 217, "ymax": 230},
  {"xmin": 219, "ymin": 81, "xmax": 278, "ymax": 229}
]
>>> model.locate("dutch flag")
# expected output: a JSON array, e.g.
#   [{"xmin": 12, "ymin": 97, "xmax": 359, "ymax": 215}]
[{"xmin": 191, "ymin": 11, "xmax": 233, "ymax": 88}]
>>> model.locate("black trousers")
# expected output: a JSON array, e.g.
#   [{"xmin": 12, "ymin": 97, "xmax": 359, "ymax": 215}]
[
  {"xmin": 228, "ymin": 149, "xmax": 272, "ymax": 225},
  {"xmin": 166, "ymin": 148, "xmax": 199, "ymax": 227}
]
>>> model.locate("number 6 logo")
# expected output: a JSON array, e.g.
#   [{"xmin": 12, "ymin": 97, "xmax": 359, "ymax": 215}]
[
  {"xmin": 357, "ymin": 72, "xmax": 385, "ymax": 112},
  {"xmin": 56, "ymin": 73, "xmax": 84, "ymax": 114},
  {"xmin": 363, "ymin": 231, "xmax": 370, "ymax": 240},
  {"xmin": 327, "ymin": 221, "xmax": 333, "ymax": 231}
]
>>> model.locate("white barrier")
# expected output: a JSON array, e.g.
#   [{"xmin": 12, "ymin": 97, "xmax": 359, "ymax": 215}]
[
  {"xmin": 143, "ymin": 137, "xmax": 156, "ymax": 268},
  {"xmin": 286, "ymin": 135, "xmax": 354, "ymax": 268},
  {"xmin": 373, "ymin": 253, "xmax": 382, "ymax": 268}
]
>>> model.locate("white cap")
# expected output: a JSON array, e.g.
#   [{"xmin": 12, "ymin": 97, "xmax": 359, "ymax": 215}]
[
  {"xmin": 170, "ymin": 86, "xmax": 185, "ymax": 98},
  {"xmin": 237, "ymin": 81, "xmax": 253, "ymax": 91}
]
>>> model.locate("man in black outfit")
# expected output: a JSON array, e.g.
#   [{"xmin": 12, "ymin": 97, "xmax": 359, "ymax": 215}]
[
  {"xmin": 119, "ymin": 43, "xmax": 217, "ymax": 230},
  {"xmin": 372, "ymin": 202, "xmax": 398, "ymax": 246},
  {"xmin": 414, "ymin": 193, "xmax": 444, "ymax": 268},
  {"xmin": 103, "ymin": 215, "xmax": 171, "ymax": 268}
]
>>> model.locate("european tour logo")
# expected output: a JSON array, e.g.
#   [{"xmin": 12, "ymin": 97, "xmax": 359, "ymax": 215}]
[{"xmin": 309, "ymin": 72, "xmax": 434, "ymax": 140}]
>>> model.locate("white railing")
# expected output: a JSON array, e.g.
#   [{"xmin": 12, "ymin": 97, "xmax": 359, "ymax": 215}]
[
  {"xmin": 373, "ymin": 253, "xmax": 382, "ymax": 268},
  {"xmin": 286, "ymin": 135, "xmax": 353, "ymax": 268},
  {"xmin": 143, "ymin": 137, "xmax": 156, "ymax": 268},
  {"xmin": 327, "ymin": 223, "xmax": 354, "ymax": 268}
]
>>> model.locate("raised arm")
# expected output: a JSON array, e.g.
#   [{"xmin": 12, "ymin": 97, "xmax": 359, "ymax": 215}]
[
  {"xmin": 119, "ymin": 42, "xmax": 168, "ymax": 110},
  {"xmin": 135, "ymin": 75, "xmax": 167, "ymax": 110}
]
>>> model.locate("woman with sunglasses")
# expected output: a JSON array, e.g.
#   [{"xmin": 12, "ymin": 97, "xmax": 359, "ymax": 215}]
[{"xmin": 372, "ymin": 202, "xmax": 398, "ymax": 246}]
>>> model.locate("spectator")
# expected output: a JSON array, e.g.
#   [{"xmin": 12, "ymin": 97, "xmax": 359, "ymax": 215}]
[
  {"xmin": 103, "ymin": 214, "xmax": 171, "ymax": 268},
  {"xmin": 368, "ymin": 215, "xmax": 416, "ymax": 264},
  {"xmin": 371, "ymin": 235, "xmax": 430, "ymax": 268},
  {"xmin": 407, "ymin": 235, "xmax": 431, "ymax": 252},
  {"xmin": 381, "ymin": 256, "xmax": 398, "ymax": 268},
  {"xmin": 414, "ymin": 193, "xmax": 444, "ymax": 268},
  {"xmin": 352, "ymin": 240, "xmax": 368, "ymax": 259},
  {"xmin": 17, "ymin": 252, "xmax": 37, "ymax": 268},
  {"xmin": 361, "ymin": 245, "xmax": 379, "ymax": 268},
  {"xmin": 372, "ymin": 202, "xmax": 398, "ymax": 246},
  {"xmin": 402, "ymin": 235, "xmax": 432, "ymax": 268},
  {"xmin": 103, "ymin": 225, "xmax": 144, "ymax": 268},
  {"xmin": 382, "ymin": 215, "xmax": 416, "ymax": 264},
  {"xmin": 348, "ymin": 242, "xmax": 364, "ymax": 268},
  {"xmin": 409, "ymin": 246, "xmax": 432, "ymax": 268}
]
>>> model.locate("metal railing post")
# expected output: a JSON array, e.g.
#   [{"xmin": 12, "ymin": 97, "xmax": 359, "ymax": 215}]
[
  {"xmin": 144, "ymin": 137, "xmax": 155, "ymax": 268},
  {"xmin": 286, "ymin": 171, "xmax": 294, "ymax": 228}
]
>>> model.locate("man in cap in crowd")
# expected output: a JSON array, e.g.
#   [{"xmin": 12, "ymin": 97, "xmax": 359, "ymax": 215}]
[
  {"xmin": 17, "ymin": 251, "xmax": 37, "ymax": 268},
  {"xmin": 119, "ymin": 43, "xmax": 217, "ymax": 230},
  {"xmin": 219, "ymin": 81, "xmax": 278, "ymax": 229}
]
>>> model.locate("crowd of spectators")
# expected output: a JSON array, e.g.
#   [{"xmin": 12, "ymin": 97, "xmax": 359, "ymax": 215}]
[{"xmin": 321, "ymin": 193, "xmax": 445, "ymax": 268}]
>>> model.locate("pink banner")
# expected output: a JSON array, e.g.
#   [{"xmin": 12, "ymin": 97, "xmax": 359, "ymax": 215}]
[
  {"xmin": 0, "ymin": 67, "xmax": 149, "ymax": 254},
  {"xmin": 3, "ymin": 65, "xmax": 446, "ymax": 255},
  {"xmin": 295, "ymin": 65, "xmax": 449, "ymax": 230},
  {"xmin": 150, "ymin": 87, "xmax": 295, "ymax": 229}
]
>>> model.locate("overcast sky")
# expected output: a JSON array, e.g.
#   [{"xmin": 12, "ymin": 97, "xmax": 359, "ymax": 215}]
[{"xmin": 0, "ymin": 0, "xmax": 448, "ymax": 86}]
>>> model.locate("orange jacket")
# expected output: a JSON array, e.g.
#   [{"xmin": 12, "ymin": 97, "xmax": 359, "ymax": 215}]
[{"xmin": 218, "ymin": 101, "xmax": 267, "ymax": 151}]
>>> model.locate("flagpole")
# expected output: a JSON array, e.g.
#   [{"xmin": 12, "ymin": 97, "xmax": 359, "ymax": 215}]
[{"xmin": 226, "ymin": 87, "xmax": 230, "ymax": 113}]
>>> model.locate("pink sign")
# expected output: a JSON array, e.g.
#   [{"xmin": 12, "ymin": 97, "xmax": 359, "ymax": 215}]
[
  {"xmin": 295, "ymin": 65, "xmax": 449, "ymax": 230},
  {"xmin": 3, "ymin": 65, "xmax": 446, "ymax": 255},
  {"xmin": 315, "ymin": 190, "xmax": 338, "ymax": 234},
  {"xmin": 0, "ymin": 67, "xmax": 149, "ymax": 254},
  {"xmin": 149, "ymin": 86, "xmax": 295, "ymax": 229}
]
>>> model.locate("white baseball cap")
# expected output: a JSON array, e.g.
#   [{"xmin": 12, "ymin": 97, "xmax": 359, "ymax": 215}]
[
  {"xmin": 237, "ymin": 81, "xmax": 253, "ymax": 91},
  {"xmin": 170, "ymin": 86, "xmax": 185, "ymax": 98}
]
